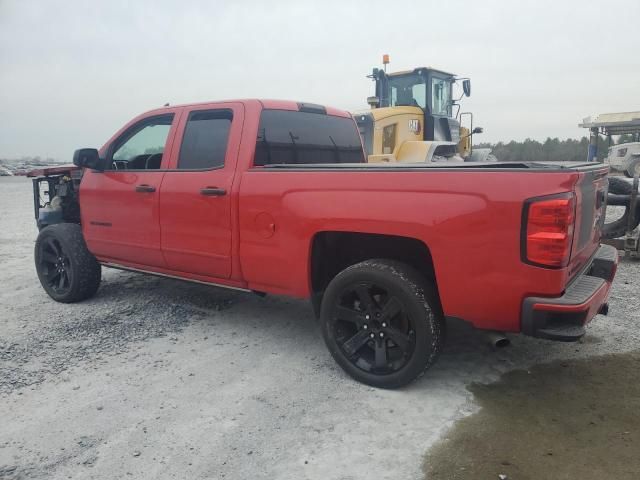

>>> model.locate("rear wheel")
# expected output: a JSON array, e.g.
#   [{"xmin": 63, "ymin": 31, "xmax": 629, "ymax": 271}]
[
  {"xmin": 35, "ymin": 223, "xmax": 101, "ymax": 303},
  {"xmin": 320, "ymin": 259, "xmax": 444, "ymax": 388}
]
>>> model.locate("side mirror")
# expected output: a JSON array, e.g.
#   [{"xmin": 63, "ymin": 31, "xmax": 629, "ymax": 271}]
[
  {"xmin": 367, "ymin": 96, "xmax": 380, "ymax": 108},
  {"xmin": 463, "ymin": 79, "xmax": 471, "ymax": 97},
  {"xmin": 73, "ymin": 148, "xmax": 103, "ymax": 171},
  {"xmin": 472, "ymin": 126, "xmax": 483, "ymax": 134}
]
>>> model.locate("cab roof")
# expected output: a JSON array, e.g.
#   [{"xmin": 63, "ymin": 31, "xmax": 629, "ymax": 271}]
[
  {"xmin": 387, "ymin": 67, "xmax": 456, "ymax": 78},
  {"xmin": 143, "ymin": 99, "xmax": 352, "ymax": 119},
  {"xmin": 579, "ymin": 111, "xmax": 640, "ymax": 135}
]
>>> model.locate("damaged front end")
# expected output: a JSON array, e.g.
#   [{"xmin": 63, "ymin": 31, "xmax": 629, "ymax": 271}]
[{"xmin": 28, "ymin": 165, "xmax": 82, "ymax": 230}]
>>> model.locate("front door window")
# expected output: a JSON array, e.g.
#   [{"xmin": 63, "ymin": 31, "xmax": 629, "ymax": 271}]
[{"xmin": 110, "ymin": 115, "xmax": 174, "ymax": 170}]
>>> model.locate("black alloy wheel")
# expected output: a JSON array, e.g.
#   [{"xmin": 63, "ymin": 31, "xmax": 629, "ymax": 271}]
[
  {"xmin": 38, "ymin": 237, "xmax": 73, "ymax": 295},
  {"xmin": 330, "ymin": 282, "xmax": 416, "ymax": 375},
  {"xmin": 320, "ymin": 259, "xmax": 444, "ymax": 388},
  {"xmin": 35, "ymin": 223, "xmax": 102, "ymax": 303}
]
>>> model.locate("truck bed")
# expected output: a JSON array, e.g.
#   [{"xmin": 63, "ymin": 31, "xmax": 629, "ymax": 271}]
[
  {"xmin": 239, "ymin": 161, "xmax": 609, "ymax": 334},
  {"xmin": 262, "ymin": 161, "xmax": 606, "ymax": 171}
]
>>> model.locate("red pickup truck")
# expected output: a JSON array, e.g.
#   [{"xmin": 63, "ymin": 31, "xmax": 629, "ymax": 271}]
[{"xmin": 31, "ymin": 99, "xmax": 617, "ymax": 388}]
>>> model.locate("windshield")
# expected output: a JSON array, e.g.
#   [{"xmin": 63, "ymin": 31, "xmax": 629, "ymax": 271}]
[
  {"xmin": 386, "ymin": 72, "xmax": 452, "ymax": 116},
  {"xmin": 388, "ymin": 73, "xmax": 427, "ymax": 109}
]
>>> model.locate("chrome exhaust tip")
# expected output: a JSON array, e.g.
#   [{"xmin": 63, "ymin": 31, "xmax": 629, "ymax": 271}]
[{"xmin": 486, "ymin": 330, "xmax": 510, "ymax": 349}]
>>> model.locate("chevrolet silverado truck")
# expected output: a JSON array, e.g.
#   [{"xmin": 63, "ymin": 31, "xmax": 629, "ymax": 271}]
[{"xmin": 30, "ymin": 99, "xmax": 617, "ymax": 388}]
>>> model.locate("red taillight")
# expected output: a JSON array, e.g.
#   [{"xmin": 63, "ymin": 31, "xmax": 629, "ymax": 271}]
[{"xmin": 523, "ymin": 193, "xmax": 576, "ymax": 268}]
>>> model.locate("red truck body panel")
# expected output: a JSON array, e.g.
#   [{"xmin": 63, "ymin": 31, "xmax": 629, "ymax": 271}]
[
  {"xmin": 75, "ymin": 99, "xmax": 612, "ymax": 334},
  {"xmin": 238, "ymin": 169, "xmax": 592, "ymax": 332}
]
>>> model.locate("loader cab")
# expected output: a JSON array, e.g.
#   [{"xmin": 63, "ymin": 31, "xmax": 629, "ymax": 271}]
[
  {"xmin": 356, "ymin": 66, "xmax": 467, "ymax": 160},
  {"xmin": 375, "ymin": 67, "xmax": 460, "ymax": 144},
  {"xmin": 378, "ymin": 68, "xmax": 452, "ymax": 115}
]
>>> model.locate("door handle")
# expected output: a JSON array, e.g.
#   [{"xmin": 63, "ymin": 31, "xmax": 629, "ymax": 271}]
[
  {"xmin": 135, "ymin": 184, "xmax": 156, "ymax": 193},
  {"xmin": 200, "ymin": 187, "xmax": 227, "ymax": 196}
]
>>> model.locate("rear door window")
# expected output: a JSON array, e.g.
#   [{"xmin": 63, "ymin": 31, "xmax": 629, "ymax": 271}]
[
  {"xmin": 254, "ymin": 110, "xmax": 365, "ymax": 166},
  {"xmin": 178, "ymin": 110, "xmax": 232, "ymax": 170}
]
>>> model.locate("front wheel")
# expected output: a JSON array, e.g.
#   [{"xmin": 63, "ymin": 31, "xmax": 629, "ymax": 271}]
[
  {"xmin": 320, "ymin": 259, "xmax": 445, "ymax": 388},
  {"xmin": 35, "ymin": 223, "xmax": 102, "ymax": 303}
]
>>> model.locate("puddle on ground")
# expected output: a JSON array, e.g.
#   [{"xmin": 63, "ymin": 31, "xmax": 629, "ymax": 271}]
[{"xmin": 423, "ymin": 351, "xmax": 640, "ymax": 480}]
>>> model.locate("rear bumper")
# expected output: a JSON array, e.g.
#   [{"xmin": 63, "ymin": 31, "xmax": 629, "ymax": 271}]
[{"xmin": 521, "ymin": 244, "xmax": 618, "ymax": 341}]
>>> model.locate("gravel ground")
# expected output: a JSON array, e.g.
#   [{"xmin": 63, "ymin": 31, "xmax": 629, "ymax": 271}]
[{"xmin": 0, "ymin": 176, "xmax": 638, "ymax": 480}]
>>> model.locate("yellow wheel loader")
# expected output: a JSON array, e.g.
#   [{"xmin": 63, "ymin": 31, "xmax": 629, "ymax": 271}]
[{"xmin": 354, "ymin": 56, "xmax": 494, "ymax": 164}]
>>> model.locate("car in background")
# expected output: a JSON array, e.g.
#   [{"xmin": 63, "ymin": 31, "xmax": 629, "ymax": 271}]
[{"xmin": 606, "ymin": 142, "xmax": 640, "ymax": 177}]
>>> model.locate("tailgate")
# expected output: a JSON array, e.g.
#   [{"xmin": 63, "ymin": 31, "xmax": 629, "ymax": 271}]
[{"xmin": 568, "ymin": 166, "xmax": 609, "ymax": 279}]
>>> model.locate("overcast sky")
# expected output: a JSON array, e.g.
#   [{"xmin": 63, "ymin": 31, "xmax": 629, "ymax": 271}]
[{"xmin": 1, "ymin": 0, "xmax": 639, "ymax": 160}]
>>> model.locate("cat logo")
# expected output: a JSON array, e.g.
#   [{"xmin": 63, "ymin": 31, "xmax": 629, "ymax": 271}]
[{"xmin": 408, "ymin": 119, "xmax": 421, "ymax": 134}]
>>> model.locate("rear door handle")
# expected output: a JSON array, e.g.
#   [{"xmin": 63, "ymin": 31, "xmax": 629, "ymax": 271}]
[
  {"xmin": 135, "ymin": 184, "xmax": 156, "ymax": 193},
  {"xmin": 200, "ymin": 187, "xmax": 227, "ymax": 196}
]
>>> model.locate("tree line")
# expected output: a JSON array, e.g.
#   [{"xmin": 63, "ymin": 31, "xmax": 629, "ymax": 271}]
[{"xmin": 475, "ymin": 134, "xmax": 638, "ymax": 163}]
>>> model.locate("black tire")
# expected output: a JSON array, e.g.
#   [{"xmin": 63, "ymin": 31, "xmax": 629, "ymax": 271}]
[
  {"xmin": 602, "ymin": 177, "xmax": 639, "ymax": 239},
  {"xmin": 320, "ymin": 259, "xmax": 444, "ymax": 389},
  {"xmin": 35, "ymin": 223, "xmax": 101, "ymax": 303},
  {"xmin": 609, "ymin": 176, "xmax": 634, "ymax": 195}
]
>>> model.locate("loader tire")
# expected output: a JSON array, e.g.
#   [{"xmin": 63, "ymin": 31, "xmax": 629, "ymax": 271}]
[{"xmin": 602, "ymin": 177, "xmax": 640, "ymax": 240}]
